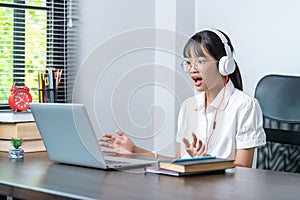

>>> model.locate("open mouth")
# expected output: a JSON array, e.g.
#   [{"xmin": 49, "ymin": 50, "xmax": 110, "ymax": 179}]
[{"xmin": 193, "ymin": 77, "xmax": 202, "ymax": 86}]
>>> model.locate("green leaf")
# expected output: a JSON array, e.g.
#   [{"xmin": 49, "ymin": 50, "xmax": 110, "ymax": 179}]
[{"xmin": 10, "ymin": 138, "xmax": 23, "ymax": 149}]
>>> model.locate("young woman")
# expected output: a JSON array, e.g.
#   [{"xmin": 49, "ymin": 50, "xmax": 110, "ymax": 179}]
[{"xmin": 99, "ymin": 29, "xmax": 266, "ymax": 167}]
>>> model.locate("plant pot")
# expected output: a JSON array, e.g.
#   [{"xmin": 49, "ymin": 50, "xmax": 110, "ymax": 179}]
[{"xmin": 8, "ymin": 148, "xmax": 24, "ymax": 159}]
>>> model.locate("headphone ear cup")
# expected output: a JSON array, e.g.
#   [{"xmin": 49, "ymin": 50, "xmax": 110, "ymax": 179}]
[
  {"xmin": 218, "ymin": 56, "xmax": 236, "ymax": 76},
  {"xmin": 218, "ymin": 56, "xmax": 228, "ymax": 76}
]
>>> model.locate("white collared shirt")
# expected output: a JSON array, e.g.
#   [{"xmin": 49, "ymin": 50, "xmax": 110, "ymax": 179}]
[{"xmin": 176, "ymin": 80, "xmax": 266, "ymax": 159}]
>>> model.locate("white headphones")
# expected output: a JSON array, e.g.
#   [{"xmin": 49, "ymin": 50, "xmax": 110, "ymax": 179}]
[{"xmin": 203, "ymin": 29, "xmax": 236, "ymax": 76}]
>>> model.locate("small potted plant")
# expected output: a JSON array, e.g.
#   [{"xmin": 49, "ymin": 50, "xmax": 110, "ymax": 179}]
[{"xmin": 8, "ymin": 138, "xmax": 24, "ymax": 159}]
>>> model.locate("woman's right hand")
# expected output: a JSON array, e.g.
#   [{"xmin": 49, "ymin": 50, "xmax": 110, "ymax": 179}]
[
  {"xmin": 98, "ymin": 130, "xmax": 136, "ymax": 155},
  {"xmin": 183, "ymin": 132, "xmax": 206, "ymax": 157}
]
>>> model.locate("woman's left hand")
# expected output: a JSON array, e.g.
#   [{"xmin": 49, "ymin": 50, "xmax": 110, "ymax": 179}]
[{"xmin": 183, "ymin": 132, "xmax": 206, "ymax": 157}]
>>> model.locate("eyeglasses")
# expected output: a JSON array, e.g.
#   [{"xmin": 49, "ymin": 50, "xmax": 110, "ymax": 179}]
[{"xmin": 180, "ymin": 60, "xmax": 218, "ymax": 73}]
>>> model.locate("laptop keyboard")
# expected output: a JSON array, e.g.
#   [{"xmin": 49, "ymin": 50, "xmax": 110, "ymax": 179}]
[
  {"xmin": 105, "ymin": 159, "xmax": 131, "ymax": 168},
  {"xmin": 104, "ymin": 155, "xmax": 157, "ymax": 168}
]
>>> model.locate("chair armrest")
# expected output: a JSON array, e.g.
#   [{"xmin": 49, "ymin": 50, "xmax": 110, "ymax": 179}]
[{"xmin": 265, "ymin": 128, "xmax": 300, "ymax": 145}]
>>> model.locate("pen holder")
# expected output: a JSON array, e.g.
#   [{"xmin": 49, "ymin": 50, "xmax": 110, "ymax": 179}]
[{"xmin": 38, "ymin": 88, "xmax": 57, "ymax": 103}]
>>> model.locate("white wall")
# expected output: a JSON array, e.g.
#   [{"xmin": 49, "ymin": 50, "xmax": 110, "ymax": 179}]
[
  {"xmin": 195, "ymin": 0, "xmax": 300, "ymax": 95},
  {"xmin": 75, "ymin": 0, "xmax": 196, "ymax": 156},
  {"xmin": 153, "ymin": 0, "xmax": 195, "ymax": 156},
  {"xmin": 78, "ymin": 0, "xmax": 156, "ymax": 62},
  {"xmin": 76, "ymin": 0, "xmax": 157, "ymax": 150}
]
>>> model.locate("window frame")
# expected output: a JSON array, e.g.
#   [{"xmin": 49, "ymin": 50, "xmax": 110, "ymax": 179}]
[{"xmin": 0, "ymin": 0, "xmax": 68, "ymax": 109}]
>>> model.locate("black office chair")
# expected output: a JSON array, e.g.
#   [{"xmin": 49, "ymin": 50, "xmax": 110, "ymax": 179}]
[{"xmin": 255, "ymin": 74, "xmax": 300, "ymax": 172}]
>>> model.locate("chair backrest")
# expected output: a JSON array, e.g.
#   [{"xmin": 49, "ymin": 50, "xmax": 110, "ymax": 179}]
[
  {"xmin": 255, "ymin": 74, "xmax": 300, "ymax": 173},
  {"xmin": 255, "ymin": 74, "xmax": 300, "ymax": 123}
]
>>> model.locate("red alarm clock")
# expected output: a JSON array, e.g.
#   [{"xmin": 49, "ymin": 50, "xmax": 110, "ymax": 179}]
[{"xmin": 8, "ymin": 85, "xmax": 32, "ymax": 112}]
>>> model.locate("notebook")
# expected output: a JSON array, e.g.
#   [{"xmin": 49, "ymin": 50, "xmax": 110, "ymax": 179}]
[{"xmin": 30, "ymin": 103, "xmax": 156, "ymax": 169}]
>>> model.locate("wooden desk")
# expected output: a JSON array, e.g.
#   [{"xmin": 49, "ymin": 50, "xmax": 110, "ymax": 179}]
[{"xmin": 0, "ymin": 152, "xmax": 300, "ymax": 200}]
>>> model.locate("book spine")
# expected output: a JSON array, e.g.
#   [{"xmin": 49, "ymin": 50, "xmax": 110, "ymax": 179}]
[{"xmin": 0, "ymin": 122, "xmax": 41, "ymax": 139}]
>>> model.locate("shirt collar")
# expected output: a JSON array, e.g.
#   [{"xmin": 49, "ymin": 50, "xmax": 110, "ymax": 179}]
[
  {"xmin": 208, "ymin": 79, "xmax": 234, "ymax": 111},
  {"xmin": 194, "ymin": 80, "xmax": 235, "ymax": 111},
  {"xmin": 195, "ymin": 91, "xmax": 205, "ymax": 109}
]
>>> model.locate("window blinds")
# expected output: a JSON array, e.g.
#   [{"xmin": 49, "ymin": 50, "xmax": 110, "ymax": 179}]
[{"xmin": 0, "ymin": 0, "xmax": 77, "ymax": 108}]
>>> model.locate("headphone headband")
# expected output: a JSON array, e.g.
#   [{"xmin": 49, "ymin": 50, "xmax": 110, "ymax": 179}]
[
  {"xmin": 201, "ymin": 28, "xmax": 236, "ymax": 75},
  {"xmin": 202, "ymin": 28, "xmax": 233, "ymax": 60}
]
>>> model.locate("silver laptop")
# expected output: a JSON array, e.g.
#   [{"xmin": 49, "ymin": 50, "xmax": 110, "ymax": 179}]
[{"xmin": 30, "ymin": 103, "xmax": 156, "ymax": 169}]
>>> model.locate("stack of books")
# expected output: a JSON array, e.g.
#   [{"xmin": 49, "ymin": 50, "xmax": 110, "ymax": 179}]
[
  {"xmin": 0, "ymin": 111, "xmax": 46, "ymax": 153},
  {"xmin": 145, "ymin": 156, "xmax": 235, "ymax": 176}
]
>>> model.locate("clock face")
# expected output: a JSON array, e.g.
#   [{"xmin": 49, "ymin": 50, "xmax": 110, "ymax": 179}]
[{"xmin": 11, "ymin": 90, "xmax": 32, "ymax": 111}]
